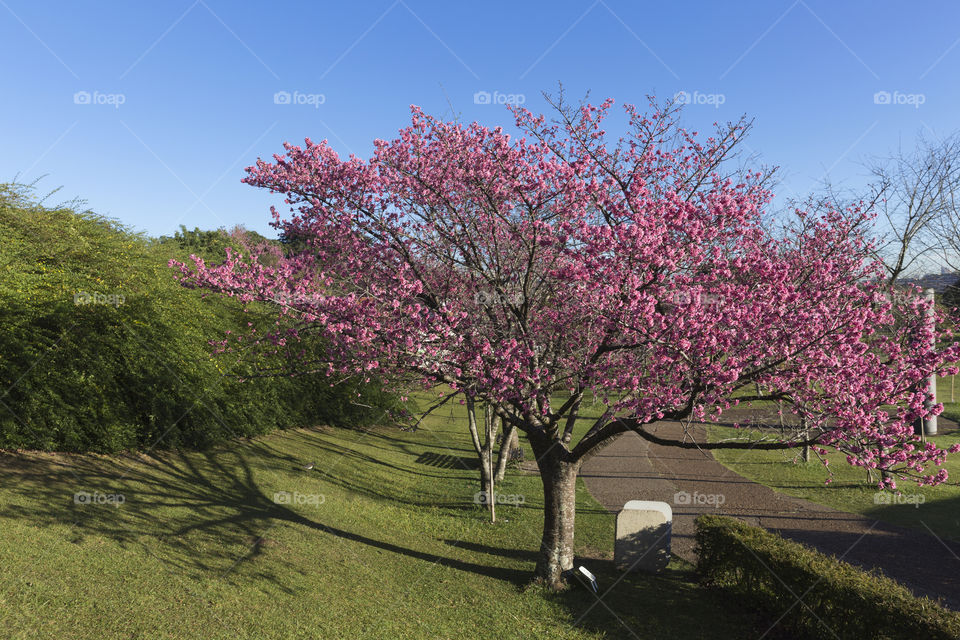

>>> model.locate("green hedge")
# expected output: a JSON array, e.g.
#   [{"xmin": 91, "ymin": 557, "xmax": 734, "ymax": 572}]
[
  {"xmin": 695, "ymin": 514, "xmax": 960, "ymax": 639},
  {"xmin": 0, "ymin": 182, "xmax": 400, "ymax": 453}
]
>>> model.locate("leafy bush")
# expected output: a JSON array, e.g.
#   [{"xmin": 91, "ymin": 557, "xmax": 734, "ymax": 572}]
[
  {"xmin": 0, "ymin": 182, "xmax": 399, "ymax": 452},
  {"xmin": 695, "ymin": 514, "xmax": 960, "ymax": 639}
]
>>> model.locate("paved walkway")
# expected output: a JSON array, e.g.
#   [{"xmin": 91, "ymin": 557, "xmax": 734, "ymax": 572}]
[{"xmin": 580, "ymin": 421, "xmax": 960, "ymax": 610}]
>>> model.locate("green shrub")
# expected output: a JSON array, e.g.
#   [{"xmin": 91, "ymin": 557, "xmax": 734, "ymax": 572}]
[
  {"xmin": 695, "ymin": 514, "xmax": 960, "ymax": 639},
  {"xmin": 0, "ymin": 182, "xmax": 398, "ymax": 452}
]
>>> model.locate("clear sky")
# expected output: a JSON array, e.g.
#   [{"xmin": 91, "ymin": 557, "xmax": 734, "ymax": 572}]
[{"xmin": 2, "ymin": 0, "xmax": 958, "ymax": 239}]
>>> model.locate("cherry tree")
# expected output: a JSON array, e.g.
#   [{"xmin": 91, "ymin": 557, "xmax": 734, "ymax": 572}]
[{"xmin": 172, "ymin": 97, "xmax": 960, "ymax": 588}]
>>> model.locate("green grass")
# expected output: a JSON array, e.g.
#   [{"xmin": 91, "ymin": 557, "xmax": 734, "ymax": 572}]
[
  {"xmin": 708, "ymin": 424, "xmax": 960, "ymax": 544},
  {"xmin": 0, "ymin": 396, "xmax": 767, "ymax": 639},
  {"xmin": 729, "ymin": 373, "xmax": 960, "ymax": 417},
  {"xmin": 935, "ymin": 373, "xmax": 960, "ymax": 423}
]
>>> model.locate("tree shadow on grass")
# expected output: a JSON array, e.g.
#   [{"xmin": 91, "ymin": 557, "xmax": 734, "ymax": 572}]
[
  {"xmin": 442, "ymin": 538, "xmax": 538, "ymax": 561},
  {"xmin": 0, "ymin": 438, "xmax": 527, "ymax": 593},
  {"xmin": 286, "ymin": 428, "xmax": 461, "ymax": 480},
  {"xmin": 275, "ymin": 427, "xmax": 489, "ymax": 509},
  {"xmin": 865, "ymin": 492, "xmax": 960, "ymax": 543}
]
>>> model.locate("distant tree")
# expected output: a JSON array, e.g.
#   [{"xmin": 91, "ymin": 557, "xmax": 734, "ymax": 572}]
[{"xmin": 867, "ymin": 132, "xmax": 960, "ymax": 284}]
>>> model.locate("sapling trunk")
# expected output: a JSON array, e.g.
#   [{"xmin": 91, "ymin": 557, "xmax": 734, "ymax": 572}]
[
  {"xmin": 484, "ymin": 403, "xmax": 496, "ymax": 523},
  {"xmin": 494, "ymin": 423, "xmax": 518, "ymax": 485}
]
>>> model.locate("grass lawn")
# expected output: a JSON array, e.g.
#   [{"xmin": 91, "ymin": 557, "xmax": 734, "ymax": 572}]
[
  {"xmin": 934, "ymin": 372, "xmax": 960, "ymax": 423},
  {"xmin": 708, "ymin": 422, "xmax": 960, "ymax": 544},
  {"xmin": 0, "ymin": 394, "xmax": 768, "ymax": 639}
]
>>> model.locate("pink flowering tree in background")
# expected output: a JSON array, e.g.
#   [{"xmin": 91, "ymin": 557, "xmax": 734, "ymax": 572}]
[{"xmin": 172, "ymin": 96, "xmax": 960, "ymax": 588}]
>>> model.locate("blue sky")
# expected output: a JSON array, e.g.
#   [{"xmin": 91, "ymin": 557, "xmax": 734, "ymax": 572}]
[{"xmin": 2, "ymin": 0, "xmax": 958, "ymax": 239}]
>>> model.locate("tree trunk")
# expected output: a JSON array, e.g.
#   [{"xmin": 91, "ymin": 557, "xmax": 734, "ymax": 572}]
[
  {"xmin": 494, "ymin": 423, "xmax": 518, "ymax": 485},
  {"xmin": 801, "ymin": 416, "xmax": 810, "ymax": 463},
  {"xmin": 467, "ymin": 398, "xmax": 501, "ymax": 522},
  {"xmin": 484, "ymin": 403, "xmax": 497, "ymax": 522},
  {"xmin": 477, "ymin": 448, "xmax": 495, "ymax": 521},
  {"xmin": 530, "ymin": 436, "xmax": 580, "ymax": 588}
]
